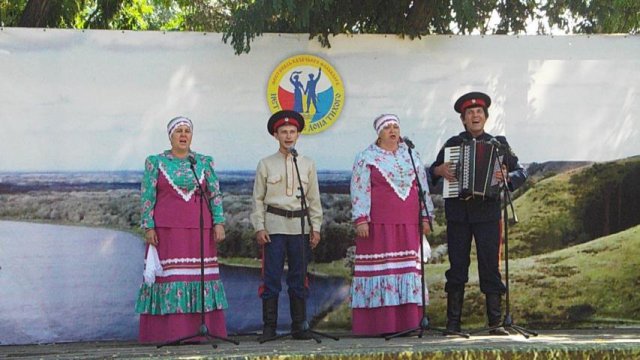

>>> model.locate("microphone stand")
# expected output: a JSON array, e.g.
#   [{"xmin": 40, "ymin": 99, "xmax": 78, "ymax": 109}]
[
  {"xmin": 159, "ymin": 156, "xmax": 239, "ymax": 348},
  {"xmin": 387, "ymin": 142, "xmax": 469, "ymax": 340},
  {"xmin": 260, "ymin": 149, "xmax": 339, "ymax": 344},
  {"xmin": 469, "ymin": 144, "xmax": 537, "ymax": 338}
]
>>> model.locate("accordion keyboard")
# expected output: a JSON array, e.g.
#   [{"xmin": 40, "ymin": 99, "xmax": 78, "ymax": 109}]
[{"xmin": 443, "ymin": 146, "xmax": 460, "ymax": 198}]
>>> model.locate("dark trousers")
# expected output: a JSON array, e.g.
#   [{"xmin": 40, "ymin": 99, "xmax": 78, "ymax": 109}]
[
  {"xmin": 261, "ymin": 233, "xmax": 310, "ymax": 300},
  {"xmin": 445, "ymin": 220, "xmax": 506, "ymax": 294}
]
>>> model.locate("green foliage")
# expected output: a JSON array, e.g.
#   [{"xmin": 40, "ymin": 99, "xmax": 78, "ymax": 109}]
[
  {"xmin": 222, "ymin": 0, "xmax": 483, "ymax": 54},
  {"xmin": 0, "ymin": 190, "xmax": 141, "ymax": 230},
  {"xmin": 1, "ymin": 0, "xmax": 228, "ymax": 31},
  {"xmin": 542, "ymin": 0, "xmax": 640, "ymax": 34},
  {"xmin": 4, "ymin": 1, "xmax": 638, "ymax": 55},
  {"xmin": 514, "ymin": 225, "xmax": 640, "ymax": 328},
  {"xmin": 218, "ymin": 0, "xmax": 548, "ymax": 53},
  {"xmin": 570, "ymin": 158, "xmax": 640, "ymax": 240},
  {"xmin": 0, "ymin": 0, "xmax": 27, "ymax": 26},
  {"xmin": 108, "ymin": 0, "xmax": 154, "ymax": 29},
  {"xmin": 508, "ymin": 171, "xmax": 580, "ymax": 257},
  {"xmin": 215, "ymin": 193, "xmax": 356, "ymax": 263},
  {"xmin": 509, "ymin": 158, "xmax": 640, "ymax": 258},
  {"xmin": 218, "ymin": 225, "xmax": 260, "ymax": 259},
  {"xmin": 167, "ymin": 0, "xmax": 229, "ymax": 32},
  {"xmin": 313, "ymin": 222, "xmax": 354, "ymax": 262},
  {"xmin": 221, "ymin": 0, "xmax": 640, "ymax": 54},
  {"xmin": 7, "ymin": 0, "xmax": 84, "ymax": 28}
]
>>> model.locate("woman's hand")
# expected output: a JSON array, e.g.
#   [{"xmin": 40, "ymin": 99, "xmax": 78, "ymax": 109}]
[
  {"xmin": 422, "ymin": 221, "xmax": 432, "ymax": 236},
  {"xmin": 356, "ymin": 223, "xmax": 369, "ymax": 239},
  {"xmin": 144, "ymin": 229, "xmax": 158, "ymax": 246},
  {"xmin": 213, "ymin": 224, "xmax": 225, "ymax": 243}
]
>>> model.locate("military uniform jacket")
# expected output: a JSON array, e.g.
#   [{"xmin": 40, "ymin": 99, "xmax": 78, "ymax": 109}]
[{"xmin": 429, "ymin": 132, "xmax": 527, "ymax": 223}]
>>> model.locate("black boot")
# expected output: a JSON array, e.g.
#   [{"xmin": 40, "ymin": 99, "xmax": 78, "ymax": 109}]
[
  {"xmin": 486, "ymin": 293, "xmax": 509, "ymax": 336},
  {"xmin": 289, "ymin": 295, "xmax": 312, "ymax": 340},
  {"xmin": 257, "ymin": 297, "xmax": 278, "ymax": 342},
  {"xmin": 446, "ymin": 290, "xmax": 464, "ymax": 334}
]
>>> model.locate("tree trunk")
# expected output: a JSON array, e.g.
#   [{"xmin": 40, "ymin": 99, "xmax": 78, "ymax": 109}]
[
  {"xmin": 405, "ymin": 0, "xmax": 430, "ymax": 35},
  {"xmin": 603, "ymin": 190, "xmax": 610, "ymax": 236},
  {"xmin": 617, "ymin": 184, "xmax": 622, "ymax": 232},
  {"xmin": 18, "ymin": 0, "xmax": 57, "ymax": 27}
]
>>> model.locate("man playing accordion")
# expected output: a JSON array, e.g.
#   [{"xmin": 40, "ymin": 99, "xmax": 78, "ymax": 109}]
[{"xmin": 429, "ymin": 91, "xmax": 527, "ymax": 335}]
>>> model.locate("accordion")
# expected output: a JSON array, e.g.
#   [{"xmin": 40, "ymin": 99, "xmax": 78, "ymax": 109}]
[{"xmin": 443, "ymin": 139, "xmax": 502, "ymax": 200}]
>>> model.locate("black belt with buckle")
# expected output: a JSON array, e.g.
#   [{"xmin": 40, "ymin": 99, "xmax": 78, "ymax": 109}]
[{"xmin": 266, "ymin": 205, "xmax": 308, "ymax": 218}]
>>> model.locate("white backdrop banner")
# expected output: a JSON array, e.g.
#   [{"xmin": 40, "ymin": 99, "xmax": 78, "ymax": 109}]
[{"xmin": 0, "ymin": 29, "xmax": 638, "ymax": 171}]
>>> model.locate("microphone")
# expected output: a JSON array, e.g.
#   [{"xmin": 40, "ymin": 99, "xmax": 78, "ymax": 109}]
[
  {"xmin": 402, "ymin": 136, "xmax": 415, "ymax": 149},
  {"xmin": 486, "ymin": 137, "xmax": 507, "ymax": 150},
  {"xmin": 188, "ymin": 154, "xmax": 197, "ymax": 166},
  {"xmin": 288, "ymin": 146, "xmax": 298, "ymax": 157},
  {"xmin": 187, "ymin": 154, "xmax": 202, "ymax": 197}
]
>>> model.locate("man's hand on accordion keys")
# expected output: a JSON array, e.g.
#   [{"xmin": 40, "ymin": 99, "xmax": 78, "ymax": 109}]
[{"xmin": 435, "ymin": 162, "xmax": 457, "ymax": 182}]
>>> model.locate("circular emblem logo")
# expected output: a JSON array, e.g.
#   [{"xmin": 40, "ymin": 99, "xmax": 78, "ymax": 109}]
[{"xmin": 267, "ymin": 54, "xmax": 344, "ymax": 134}]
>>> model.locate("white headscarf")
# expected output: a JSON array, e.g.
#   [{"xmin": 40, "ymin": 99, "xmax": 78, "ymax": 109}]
[
  {"xmin": 373, "ymin": 114, "xmax": 400, "ymax": 134},
  {"xmin": 167, "ymin": 116, "xmax": 193, "ymax": 138}
]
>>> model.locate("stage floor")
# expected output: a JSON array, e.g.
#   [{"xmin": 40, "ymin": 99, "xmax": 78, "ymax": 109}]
[{"xmin": 2, "ymin": 329, "xmax": 639, "ymax": 359}]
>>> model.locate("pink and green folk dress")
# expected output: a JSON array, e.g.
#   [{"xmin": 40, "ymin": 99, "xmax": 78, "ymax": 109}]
[
  {"xmin": 350, "ymin": 142, "xmax": 434, "ymax": 335},
  {"xmin": 135, "ymin": 150, "xmax": 227, "ymax": 343}
]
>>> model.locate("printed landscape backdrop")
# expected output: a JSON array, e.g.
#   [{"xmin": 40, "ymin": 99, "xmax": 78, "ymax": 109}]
[{"xmin": 1, "ymin": 28, "xmax": 639, "ymax": 344}]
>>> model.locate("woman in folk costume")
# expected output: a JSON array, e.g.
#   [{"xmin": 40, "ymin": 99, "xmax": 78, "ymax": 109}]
[
  {"xmin": 349, "ymin": 114, "xmax": 435, "ymax": 335},
  {"xmin": 135, "ymin": 116, "xmax": 228, "ymax": 343}
]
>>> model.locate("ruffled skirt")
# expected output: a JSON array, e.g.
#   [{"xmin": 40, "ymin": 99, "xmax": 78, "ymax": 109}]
[
  {"xmin": 135, "ymin": 227, "xmax": 228, "ymax": 343},
  {"xmin": 350, "ymin": 223, "xmax": 428, "ymax": 335}
]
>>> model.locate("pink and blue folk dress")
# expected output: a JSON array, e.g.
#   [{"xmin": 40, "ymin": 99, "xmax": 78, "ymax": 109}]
[
  {"xmin": 135, "ymin": 150, "xmax": 228, "ymax": 343},
  {"xmin": 350, "ymin": 142, "xmax": 434, "ymax": 335}
]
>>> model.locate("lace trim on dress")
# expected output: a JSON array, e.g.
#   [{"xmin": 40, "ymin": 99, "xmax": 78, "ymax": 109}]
[
  {"xmin": 354, "ymin": 250, "xmax": 418, "ymax": 260},
  {"xmin": 361, "ymin": 143, "xmax": 415, "ymax": 201},
  {"xmin": 158, "ymin": 163, "xmax": 205, "ymax": 202},
  {"xmin": 369, "ymin": 162, "xmax": 412, "ymax": 200},
  {"xmin": 160, "ymin": 257, "xmax": 218, "ymax": 265}
]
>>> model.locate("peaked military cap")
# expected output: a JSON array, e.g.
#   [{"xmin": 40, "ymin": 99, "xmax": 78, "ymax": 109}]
[
  {"xmin": 454, "ymin": 92, "xmax": 492, "ymax": 114},
  {"xmin": 267, "ymin": 110, "xmax": 305, "ymax": 134}
]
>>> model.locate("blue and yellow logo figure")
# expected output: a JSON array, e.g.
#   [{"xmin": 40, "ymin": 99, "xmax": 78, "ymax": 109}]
[{"xmin": 267, "ymin": 54, "xmax": 345, "ymax": 134}]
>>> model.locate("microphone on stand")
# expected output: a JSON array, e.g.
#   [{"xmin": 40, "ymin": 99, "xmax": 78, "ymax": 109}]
[
  {"xmin": 187, "ymin": 154, "xmax": 208, "ymax": 199},
  {"xmin": 402, "ymin": 136, "xmax": 415, "ymax": 149},
  {"xmin": 188, "ymin": 153, "xmax": 197, "ymax": 166},
  {"xmin": 288, "ymin": 146, "xmax": 299, "ymax": 157},
  {"xmin": 486, "ymin": 137, "xmax": 508, "ymax": 150},
  {"xmin": 187, "ymin": 154, "xmax": 200, "ymax": 198}
]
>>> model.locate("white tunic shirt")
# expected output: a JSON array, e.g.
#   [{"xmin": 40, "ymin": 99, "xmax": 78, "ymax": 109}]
[{"xmin": 250, "ymin": 151, "xmax": 323, "ymax": 235}]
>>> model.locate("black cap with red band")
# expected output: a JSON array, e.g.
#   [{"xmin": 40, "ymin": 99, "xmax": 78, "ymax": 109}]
[
  {"xmin": 454, "ymin": 92, "xmax": 492, "ymax": 114},
  {"xmin": 267, "ymin": 110, "xmax": 305, "ymax": 134}
]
